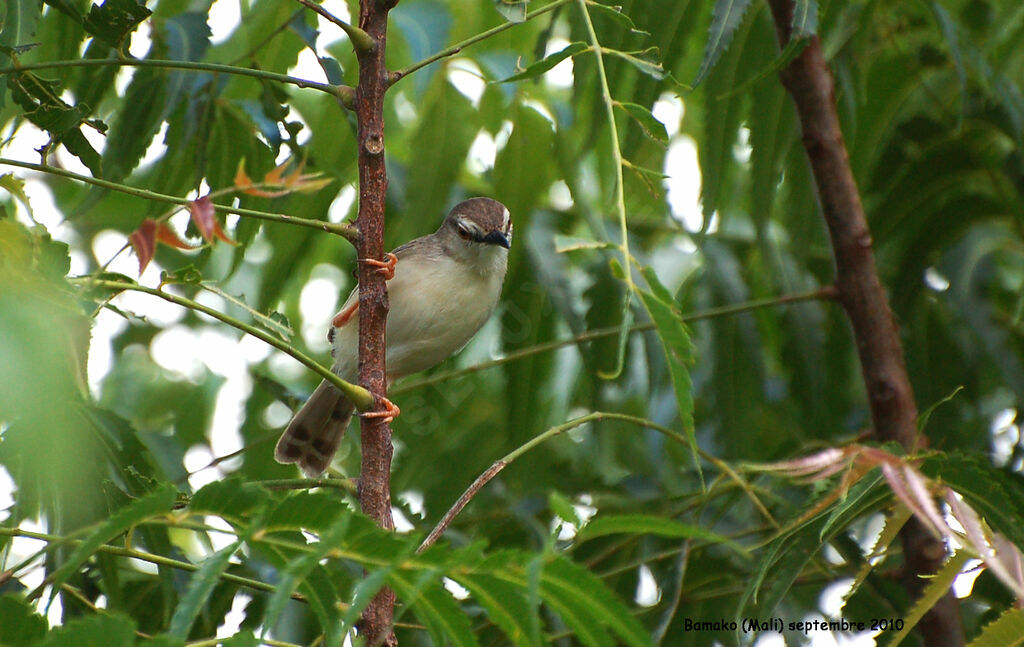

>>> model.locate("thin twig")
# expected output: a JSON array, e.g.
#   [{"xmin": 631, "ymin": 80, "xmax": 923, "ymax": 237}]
[
  {"xmin": 388, "ymin": 0, "xmax": 573, "ymax": 84},
  {"xmin": 0, "ymin": 58, "xmax": 344, "ymax": 95},
  {"xmin": 394, "ymin": 286, "xmax": 836, "ymax": 394},
  {"xmin": 0, "ymin": 158, "xmax": 359, "ymax": 242},
  {"xmin": 74, "ymin": 279, "xmax": 375, "ymax": 410}
]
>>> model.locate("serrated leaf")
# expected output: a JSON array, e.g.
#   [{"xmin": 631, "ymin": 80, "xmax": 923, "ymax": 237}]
[
  {"xmin": 636, "ymin": 266, "xmax": 697, "ymax": 480},
  {"xmin": 37, "ymin": 612, "xmax": 136, "ymax": 647},
  {"xmin": 82, "ymin": 0, "xmax": 151, "ymax": 47},
  {"xmin": 48, "ymin": 483, "xmax": 177, "ymax": 602},
  {"xmin": 499, "ymin": 42, "xmax": 587, "ymax": 83},
  {"xmin": 338, "ymin": 567, "xmax": 395, "ymax": 637},
  {"xmin": 791, "ymin": 0, "xmax": 818, "ymax": 38},
  {"xmin": 454, "ymin": 573, "xmax": 543, "ymax": 647},
  {"xmin": 168, "ymin": 539, "xmax": 245, "ymax": 639},
  {"xmin": 882, "ymin": 550, "xmax": 970, "ymax": 647},
  {"xmin": 692, "ymin": 0, "xmax": 755, "ymax": 87},
  {"xmin": 967, "ymin": 607, "xmax": 1024, "ymax": 647},
  {"xmin": 541, "ymin": 557, "xmax": 652, "ymax": 647},
  {"xmin": 579, "ymin": 514, "xmax": 745, "ymax": 555},
  {"xmin": 616, "ymin": 101, "xmax": 668, "ymax": 143},
  {"xmin": 0, "ymin": 173, "xmax": 33, "ymax": 218},
  {"xmin": 265, "ymin": 491, "xmax": 346, "ymax": 533},
  {"xmin": 189, "ymin": 478, "xmax": 272, "ymax": 520},
  {"xmin": 493, "ymin": 0, "xmax": 528, "ymax": 23},
  {"xmin": 0, "ymin": 594, "xmax": 47, "ymax": 647},
  {"xmin": 390, "ymin": 570, "xmax": 480, "ymax": 647},
  {"xmin": 263, "ymin": 512, "xmax": 352, "ymax": 633}
]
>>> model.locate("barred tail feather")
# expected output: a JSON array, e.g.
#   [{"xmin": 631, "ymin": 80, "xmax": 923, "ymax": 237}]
[{"xmin": 275, "ymin": 380, "xmax": 354, "ymax": 477}]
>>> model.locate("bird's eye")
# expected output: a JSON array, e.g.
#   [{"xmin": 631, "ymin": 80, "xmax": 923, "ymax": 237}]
[{"xmin": 456, "ymin": 224, "xmax": 472, "ymax": 240}]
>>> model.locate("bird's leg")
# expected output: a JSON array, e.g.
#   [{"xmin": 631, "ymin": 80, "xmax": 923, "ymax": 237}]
[
  {"xmin": 359, "ymin": 252, "xmax": 397, "ymax": 280},
  {"xmin": 359, "ymin": 395, "xmax": 400, "ymax": 423}
]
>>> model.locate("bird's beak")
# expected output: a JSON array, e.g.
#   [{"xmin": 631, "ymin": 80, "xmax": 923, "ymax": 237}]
[{"xmin": 480, "ymin": 230, "xmax": 511, "ymax": 249}]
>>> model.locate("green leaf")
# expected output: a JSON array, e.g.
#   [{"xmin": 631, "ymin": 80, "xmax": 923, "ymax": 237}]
[
  {"xmin": 82, "ymin": 0, "xmax": 151, "ymax": 47},
  {"xmin": 37, "ymin": 613, "xmax": 136, "ymax": 647},
  {"xmin": 454, "ymin": 573, "xmax": 543, "ymax": 647},
  {"xmin": 635, "ymin": 266, "xmax": 697, "ymax": 479},
  {"xmin": 339, "ymin": 567, "xmax": 395, "ymax": 637},
  {"xmin": 615, "ymin": 101, "xmax": 668, "ymax": 144},
  {"xmin": 579, "ymin": 514, "xmax": 745, "ymax": 555},
  {"xmin": 882, "ymin": 550, "xmax": 970, "ymax": 647},
  {"xmin": 541, "ymin": 556, "xmax": 652, "ymax": 647},
  {"xmin": 967, "ymin": 607, "xmax": 1024, "ymax": 647},
  {"xmin": 390, "ymin": 569, "xmax": 480, "ymax": 647},
  {"xmin": 499, "ymin": 42, "xmax": 587, "ymax": 83},
  {"xmin": 604, "ymin": 47, "xmax": 666, "ymax": 81},
  {"xmin": 262, "ymin": 513, "xmax": 352, "ymax": 634},
  {"xmin": 265, "ymin": 491, "xmax": 345, "ymax": 533},
  {"xmin": 493, "ymin": 0, "xmax": 527, "ymax": 23},
  {"xmin": 917, "ymin": 385, "xmax": 964, "ymax": 432},
  {"xmin": 790, "ymin": 0, "xmax": 818, "ymax": 38},
  {"xmin": 0, "ymin": 173, "xmax": 33, "ymax": 219},
  {"xmin": 692, "ymin": 0, "xmax": 755, "ymax": 87},
  {"xmin": 168, "ymin": 538, "xmax": 244, "ymax": 639},
  {"xmin": 586, "ymin": 2, "xmax": 648, "ymax": 35},
  {"xmin": 548, "ymin": 491, "xmax": 580, "ymax": 527},
  {"xmin": 49, "ymin": 482, "xmax": 178, "ymax": 601},
  {"xmin": 189, "ymin": 477, "xmax": 272, "ymax": 520},
  {"xmin": 0, "ymin": 594, "xmax": 47, "ymax": 647}
]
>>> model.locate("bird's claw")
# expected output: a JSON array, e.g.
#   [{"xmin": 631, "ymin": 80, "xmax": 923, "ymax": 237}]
[
  {"xmin": 359, "ymin": 396, "xmax": 400, "ymax": 423},
  {"xmin": 359, "ymin": 252, "xmax": 397, "ymax": 280}
]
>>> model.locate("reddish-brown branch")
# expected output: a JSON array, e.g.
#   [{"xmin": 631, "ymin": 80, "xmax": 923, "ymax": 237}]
[
  {"xmin": 354, "ymin": 0, "xmax": 400, "ymax": 644},
  {"xmin": 764, "ymin": 1, "xmax": 962, "ymax": 644}
]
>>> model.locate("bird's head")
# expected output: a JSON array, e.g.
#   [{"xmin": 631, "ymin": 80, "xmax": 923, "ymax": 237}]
[{"xmin": 440, "ymin": 198, "xmax": 513, "ymax": 265}]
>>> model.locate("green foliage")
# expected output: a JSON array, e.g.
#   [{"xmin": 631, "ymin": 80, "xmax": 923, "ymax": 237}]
[{"xmin": 2, "ymin": 0, "xmax": 1024, "ymax": 645}]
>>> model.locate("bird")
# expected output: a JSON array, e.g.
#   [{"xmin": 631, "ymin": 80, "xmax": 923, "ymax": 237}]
[{"xmin": 275, "ymin": 197, "xmax": 512, "ymax": 477}]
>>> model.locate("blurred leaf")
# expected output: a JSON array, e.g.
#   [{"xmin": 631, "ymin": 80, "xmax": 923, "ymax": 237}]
[
  {"xmin": 586, "ymin": 2, "xmax": 649, "ymax": 35},
  {"xmin": 454, "ymin": 572, "xmax": 543, "ymax": 647},
  {"xmin": 82, "ymin": 0, "xmax": 151, "ymax": 47},
  {"xmin": 548, "ymin": 491, "xmax": 580, "ymax": 526},
  {"xmin": 0, "ymin": 595, "xmax": 47, "ymax": 647},
  {"xmin": 791, "ymin": 0, "xmax": 818, "ymax": 38},
  {"xmin": 542, "ymin": 557, "xmax": 653, "ymax": 647},
  {"xmin": 580, "ymin": 514, "xmax": 740, "ymax": 552},
  {"xmin": 48, "ymin": 483, "xmax": 178, "ymax": 600},
  {"xmin": 390, "ymin": 570, "xmax": 480, "ymax": 647},
  {"xmin": 168, "ymin": 539, "xmax": 244, "ymax": 639},
  {"xmin": 616, "ymin": 101, "xmax": 668, "ymax": 144},
  {"xmin": 493, "ymin": 0, "xmax": 527, "ymax": 23},
  {"xmin": 189, "ymin": 196, "xmax": 237, "ymax": 245},
  {"xmin": 692, "ymin": 0, "xmax": 754, "ymax": 87},
  {"xmin": 636, "ymin": 266, "xmax": 696, "ymax": 474},
  {"xmin": 499, "ymin": 42, "xmax": 587, "ymax": 83},
  {"xmin": 37, "ymin": 613, "xmax": 136, "ymax": 647},
  {"xmin": 967, "ymin": 607, "xmax": 1024, "ymax": 647}
]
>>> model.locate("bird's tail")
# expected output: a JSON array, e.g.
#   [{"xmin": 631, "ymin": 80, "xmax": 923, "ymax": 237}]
[{"xmin": 275, "ymin": 380, "xmax": 354, "ymax": 477}]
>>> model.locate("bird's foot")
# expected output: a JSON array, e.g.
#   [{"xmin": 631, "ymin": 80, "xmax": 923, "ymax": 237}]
[
  {"xmin": 359, "ymin": 395, "xmax": 400, "ymax": 423},
  {"xmin": 359, "ymin": 252, "xmax": 397, "ymax": 280}
]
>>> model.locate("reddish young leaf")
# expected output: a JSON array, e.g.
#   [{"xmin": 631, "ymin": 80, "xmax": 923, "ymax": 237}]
[
  {"xmin": 129, "ymin": 218, "xmax": 158, "ymax": 274},
  {"xmin": 189, "ymin": 196, "xmax": 237, "ymax": 245},
  {"xmin": 155, "ymin": 221, "xmax": 195, "ymax": 250}
]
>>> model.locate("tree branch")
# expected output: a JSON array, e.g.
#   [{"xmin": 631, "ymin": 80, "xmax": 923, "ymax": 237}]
[
  {"xmin": 354, "ymin": 0, "xmax": 399, "ymax": 643},
  {"xmin": 763, "ymin": 1, "xmax": 962, "ymax": 643}
]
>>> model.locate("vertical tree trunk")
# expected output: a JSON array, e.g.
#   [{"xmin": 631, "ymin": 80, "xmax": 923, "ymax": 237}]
[
  {"xmin": 763, "ymin": 1, "xmax": 963, "ymax": 644},
  {"xmin": 354, "ymin": 0, "xmax": 399, "ymax": 644}
]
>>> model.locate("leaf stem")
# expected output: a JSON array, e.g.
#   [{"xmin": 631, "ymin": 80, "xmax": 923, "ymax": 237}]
[
  {"xmin": 0, "ymin": 526, "xmax": 292, "ymax": 599},
  {"xmin": 292, "ymin": 0, "xmax": 375, "ymax": 53},
  {"xmin": 388, "ymin": 0, "xmax": 574, "ymax": 84},
  {"xmin": 0, "ymin": 157, "xmax": 359, "ymax": 242},
  {"xmin": 76, "ymin": 279, "xmax": 375, "ymax": 410},
  {"xmin": 577, "ymin": 0, "xmax": 634, "ymax": 380}
]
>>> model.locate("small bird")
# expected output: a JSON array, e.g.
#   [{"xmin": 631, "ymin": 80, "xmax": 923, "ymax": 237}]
[{"xmin": 275, "ymin": 197, "xmax": 512, "ymax": 477}]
